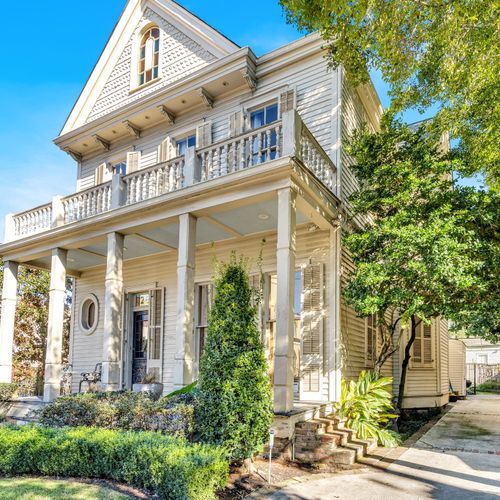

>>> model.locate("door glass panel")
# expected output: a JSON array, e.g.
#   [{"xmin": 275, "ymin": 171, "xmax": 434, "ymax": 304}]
[{"xmin": 132, "ymin": 310, "xmax": 149, "ymax": 384}]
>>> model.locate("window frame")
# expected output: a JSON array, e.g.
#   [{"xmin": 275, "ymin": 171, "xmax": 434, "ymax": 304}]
[
  {"xmin": 176, "ymin": 133, "xmax": 197, "ymax": 156},
  {"xmin": 80, "ymin": 294, "xmax": 99, "ymax": 336},
  {"xmin": 135, "ymin": 25, "xmax": 161, "ymax": 90},
  {"xmin": 410, "ymin": 321, "xmax": 435, "ymax": 369}
]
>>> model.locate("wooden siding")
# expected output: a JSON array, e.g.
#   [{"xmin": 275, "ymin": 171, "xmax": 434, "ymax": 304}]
[
  {"xmin": 449, "ymin": 339, "xmax": 466, "ymax": 396},
  {"xmin": 86, "ymin": 7, "xmax": 217, "ymax": 123},
  {"xmin": 70, "ymin": 226, "xmax": 336, "ymax": 398}
]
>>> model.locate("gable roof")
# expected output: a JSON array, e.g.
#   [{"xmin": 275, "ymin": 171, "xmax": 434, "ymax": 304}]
[{"xmin": 60, "ymin": 0, "xmax": 240, "ymax": 136}]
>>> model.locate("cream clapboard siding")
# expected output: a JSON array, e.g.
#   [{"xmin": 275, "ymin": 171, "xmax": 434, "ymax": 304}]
[
  {"xmin": 439, "ymin": 318, "xmax": 450, "ymax": 396},
  {"xmin": 449, "ymin": 338, "xmax": 466, "ymax": 396},
  {"xmin": 77, "ymin": 53, "xmax": 338, "ymax": 193},
  {"xmin": 86, "ymin": 7, "xmax": 217, "ymax": 123},
  {"xmin": 71, "ymin": 227, "xmax": 334, "ymax": 396}
]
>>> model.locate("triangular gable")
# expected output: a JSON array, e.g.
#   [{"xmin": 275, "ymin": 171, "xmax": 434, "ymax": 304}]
[{"xmin": 60, "ymin": 0, "xmax": 239, "ymax": 135}]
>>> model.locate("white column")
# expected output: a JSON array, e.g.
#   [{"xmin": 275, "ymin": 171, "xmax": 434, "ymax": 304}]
[
  {"xmin": 328, "ymin": 226, "xmax": 342, "ymax": 402},
  {"xmin": 174, "ymin": 213, "xmax": 196, "ymax": 389},
  {"xmin": 43, "ymin": 249, "xmax": 67, "ymax": 401},
  {"xmin": 274, "ymin": 188, "xmax": 296, "ymax": 413},
  {"xmin": 0, "ymin": 261, "xmax": 19, "ymax": 383},
  {"xmin": 101, "ymin": 232, "xmax": 124, "ymax": 391}
]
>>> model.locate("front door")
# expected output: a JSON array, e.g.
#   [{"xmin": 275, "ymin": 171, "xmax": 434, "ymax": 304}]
[{"xmin": 132, "ymin": 309, "xmax": 149, "ymax": 384}]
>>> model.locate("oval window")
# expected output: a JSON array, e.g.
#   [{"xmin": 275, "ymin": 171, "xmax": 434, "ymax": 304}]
[{"xmin": 80, "ymin": 295, "xmax": 99, "ymax": 335}]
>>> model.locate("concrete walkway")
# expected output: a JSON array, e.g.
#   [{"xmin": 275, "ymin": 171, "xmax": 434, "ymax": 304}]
[{"xmin": 265, "ymin": 395, "xmax": 500, "ymax": 499}]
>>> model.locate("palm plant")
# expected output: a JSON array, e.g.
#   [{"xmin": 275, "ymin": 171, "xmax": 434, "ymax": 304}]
[{"xmin": 334, "ymin": 371, "xmax": 401, "ymax": 447}]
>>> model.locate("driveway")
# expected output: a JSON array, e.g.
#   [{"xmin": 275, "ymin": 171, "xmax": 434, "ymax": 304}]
[{"xmin": 265, "ymin": 394, "xmax": 500, "ymax": 499}]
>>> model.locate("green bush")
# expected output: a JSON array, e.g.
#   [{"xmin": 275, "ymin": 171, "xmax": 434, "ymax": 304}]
[
  {"xmin": 334, "ymin": 371, "xmax": 401, "ymax": 447},
  {"xmin": 197, "ymin": 255, "xmax": 273, "ymax": 461},
  {"xmin": 0, "ymin": 425, "xmax": 228, "ymax": 500},
  {"xmin": 0, "ymin": 383, "xmax": 17, "ymax": 402},
  {"xmin": 36, "ymin": 391, "xmax": 194, "ymax": 439},
  {"xmin": 477, "ymin": 381, "xmax": 500, "ymax": 392}
]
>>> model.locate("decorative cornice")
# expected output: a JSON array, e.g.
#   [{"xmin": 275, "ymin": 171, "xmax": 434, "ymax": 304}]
[
  {"xmin": 241, "ymin": 68, "xmax": 257, "ymax": 92},
  {"xmin": 157, "ymin": 105, "xmax": 176, "ymax": 125},
  {"xmin": 123, "ymin": 119, "xmax": 142, "ymax": 139},
  {"xmin": 64, "ymin": 148, "xmax": 83, "ymax": 163},
  {"xmin": 93, "ymin": 134, "xmax": 111, "ymax": 151},
  {"xmin": 198, "ymin": 87, "xmax": 214, "ymax": 108}
]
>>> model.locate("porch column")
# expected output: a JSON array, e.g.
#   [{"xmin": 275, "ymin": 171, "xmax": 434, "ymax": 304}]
[
  {"xmin": 174, "ymin": 213, "xmax": 196, "ymax": 389},
  {"xmin": 0, "ymin": 261, "xmax": 19, "ymax": 383},
  {"xmin": 101, "ymin": 232, "xmax": 124, "ymax": 391},
  {"xmin": 43, "ymin": 249, "xmax": 67, "ymax": 401},
  {"xmin": 274, "ymin": 187, "xmax": 296, "ymax": 412}
]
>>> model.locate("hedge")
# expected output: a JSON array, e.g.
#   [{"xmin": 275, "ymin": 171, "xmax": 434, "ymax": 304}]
[
  {"xmin": 0, "ymin": 384, "xmax": 17, "ymax": 402},
  {"xmin": 0, "ymin": 425, "xmax": 228, "ymax": 500},
  {"xmin": 35, "ymin": 391, "xmax": 194, "ymax": 438}
]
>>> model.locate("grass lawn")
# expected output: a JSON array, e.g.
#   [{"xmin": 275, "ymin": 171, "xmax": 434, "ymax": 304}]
[{"xmin": 0, "ymin": 477, "xmax": 132, "ymax": 499}]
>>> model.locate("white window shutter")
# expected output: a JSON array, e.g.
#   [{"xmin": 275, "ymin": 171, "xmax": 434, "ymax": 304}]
[
  {"xmin": 301, "ymin": 263, "xmax": 323, "ymax": 356},
  {"xmin": 196, "ymin": 121, "xmax": 212, "ymax": 149},
  {"xmin": 94, "ymin": 162, "xmax": 108, "ymax": 185},
  {"xmin": 279, "ymin": 89, "xmax": 295, "ymax": 117},
  {"xmin": 147, "ymin": 287, "xmax": 164, "ymax": 382},
  {"xmin": 158, "ymin": 136, "xmax": 175, "ymax": 162},
  {"xmin": 413, "ymin": 323, "xmax": 423, "ymax": 363},
  {"xmin": 126, "ymin": 151, "xmax": 141, "ymax": 174},
  {"xmin": 423, "ymin": 323, "xmax": 433, "ymax": 363},
  {"xmin": 228, "ymin": 111, "xmax": 244, "ymax": 138}
]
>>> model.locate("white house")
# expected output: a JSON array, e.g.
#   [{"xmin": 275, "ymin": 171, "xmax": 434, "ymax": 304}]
[
  {"xmin": 0, "ymin": 0, "xmax": 450, "ymax": 431},
  {"xmin": 463, "ymin": 338, "xmax": 500, "ymax": 365}
]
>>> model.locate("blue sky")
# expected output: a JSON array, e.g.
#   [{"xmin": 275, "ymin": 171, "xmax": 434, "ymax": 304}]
[{"xmin": 0, "ymin": 0, "xmax": 458, "ymax": 241}]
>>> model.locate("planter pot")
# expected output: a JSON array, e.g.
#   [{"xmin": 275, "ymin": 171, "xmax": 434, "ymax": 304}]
[{"xmin": 132, "ymin": 382, "xmax": 164, "ymax": 400}]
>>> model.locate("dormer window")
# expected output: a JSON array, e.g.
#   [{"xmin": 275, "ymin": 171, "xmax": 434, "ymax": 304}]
[{"xmin": 138, "ymin": 26, "xmax": 160, "ymax": 86}]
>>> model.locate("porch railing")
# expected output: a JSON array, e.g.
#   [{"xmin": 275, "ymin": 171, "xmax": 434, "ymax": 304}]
[{"xmin": 5, "ymin": 111, "xmax": 336, "ymax": 241}]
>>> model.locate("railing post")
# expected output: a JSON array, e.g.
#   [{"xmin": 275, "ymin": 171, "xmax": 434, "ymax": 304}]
[
  {"xmin": 52, "ymin": 196, "xmax": 64, "ymax": 228},
  {"xmin": 111, "ymin": 174, "xmax": 126, "ymax": 209},
  {"xmin": 4, "ymin": 214, "xmax": 14, "ymax": 242},
  {"xmin": 184, "ymin": 146, "xmax": 201, "ymax": 187},
  {"xmin": 282, "ymin": 109, "xmax": 302, "ymax": 160}
]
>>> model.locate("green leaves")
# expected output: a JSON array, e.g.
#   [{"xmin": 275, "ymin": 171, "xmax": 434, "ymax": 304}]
[
  {"xmin": 334, "ymin": 371, "xmax": 401, "ymax": 447},
  {"xmin": 280, "ymin": 0, "xmax": 500, "ymax": 189}
]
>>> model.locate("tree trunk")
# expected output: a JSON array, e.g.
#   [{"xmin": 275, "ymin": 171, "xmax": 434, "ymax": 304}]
[{"xmin": 397, "ymin": 315, "xmax": 419, "ymax": 411}]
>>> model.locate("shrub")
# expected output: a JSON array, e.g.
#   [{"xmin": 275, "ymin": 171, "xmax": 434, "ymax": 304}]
[
  {"xmin": 0, "ymin": 383, "xmax": 17, "ymax": 402},
  {"xmin": 477, "ymin": 381, "xmax": 500, "ymax": 393},
  {"xmin": 334, "ymin": 371, "xmax": 401, "ymax": 447},
  {"xmin": 0, "ymin": 425, "xmax": 228, "ymax": 500},
  {"xmin": 197, "ymin": 255, "xmax": 273, "ymax": 461},
  {"xmin": 36, "ymin": 390, "xmax": 195, "ymax": 439}
]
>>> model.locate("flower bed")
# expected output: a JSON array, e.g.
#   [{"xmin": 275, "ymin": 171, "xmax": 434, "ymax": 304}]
[{"xmin": 0, "ymin": 425, "xmax": 228, "ymax": 500}]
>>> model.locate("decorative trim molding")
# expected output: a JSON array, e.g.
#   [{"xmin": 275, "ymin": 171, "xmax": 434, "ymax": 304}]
[
  {"xmin": 241, "ymin": 68, "xmax": 257, "ymax": 92},
  {"xmin": 64, "ymin": 148, "xmax": 83, "ymax": 162},
  {"xmin": 157, "ymin": 105, "xmax": 176, "ymax": 125},
  {"xmin": 93, "ymin": 134, "xmax": 111, "ymax": 151},
  {"xmin": 198, "ymin": 87, "xmax": 214, "ymax": 108},
  {"xmin": 123, "ymin": 119, "xmax": 142, "ymax": 139}
]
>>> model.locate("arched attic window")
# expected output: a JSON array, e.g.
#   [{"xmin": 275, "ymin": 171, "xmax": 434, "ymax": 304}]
[{"xmin": 138, "ymin": 26, "xmax": 160, "ymax": 86}]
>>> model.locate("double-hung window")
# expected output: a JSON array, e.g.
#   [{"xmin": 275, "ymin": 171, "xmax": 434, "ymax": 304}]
[
  {"xmin": 250, "ymin": 102, "xmax": 278, "ymax": 165},
  {"xmin": 113, "ymin": 160, "xmax": 127, "ymax": 176},
  {"xmin": 176, "ymin": 134, "xmax": 196, "ymax": 156}
]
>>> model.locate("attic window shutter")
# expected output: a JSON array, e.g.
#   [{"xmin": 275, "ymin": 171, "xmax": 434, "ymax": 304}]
[
  {"xmin": 126, "ymin": 151, "xmax": 141, "ymax": 174},
  {"xmin": 229, "ymin": 111, "xmax": 244, "ymax": 138},
  {"xmin": 279, "ymin": 90, "xmax": 295, "ymax": 117},
  {"xmin": 301, "ymin": 263, "xmax": 323, "ymax": 355},
  {"xmin": 158, "ymin": 136, "xmax": 175, "ymax": 162},
  {"xmin": 196, "ymin": 121, "xmax": 212, "ymax": 149}
]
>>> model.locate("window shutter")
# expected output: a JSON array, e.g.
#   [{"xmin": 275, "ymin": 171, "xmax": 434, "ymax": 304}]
[
  {"xmin": 126, "ymin": 151, "xmax": 141, "ymax": 174},
  {"xmin": 301, "ymin": 263, "xmax": 323, "ymax": 355},
  {"xmin": 228, "ymin": 111, "xmax": 244, "ymax": 138},
  {"xmin": 158, "ymin": 136, "xmax": 175, "ymax": 162},
  {"xmin": 196, "ymin": 121, "xmax": 212, "ymax": 149},
  {"xmin": 147, "ymin": 288, "xmax": 164, "ymax": 382},
  {"xmin": 302, "ymin": 364, "xmax": 321, "ymax": 393},
  {"xmin": 279, "ymin": 90, "xmax": 295, "ymax": 117},
  {"xmin": 413, "ymin": 323, "xmax": 423, "ymax": 363},
  {"xmin": 94, "ymin": 162, "xmax": 109, "ymax": 185},
  {"xmin": 423, "ymin": 323, "xmax": 433, "ymax": 363}
]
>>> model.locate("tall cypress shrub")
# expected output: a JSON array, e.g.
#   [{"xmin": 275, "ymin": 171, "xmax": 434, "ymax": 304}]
[{"xmin": 197, "ymin": 254, "xmax": 273, "ymax": 461}]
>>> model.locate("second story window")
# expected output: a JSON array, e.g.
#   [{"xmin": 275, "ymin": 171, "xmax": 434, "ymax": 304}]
[
  {"xmin": 250, "ymin": 103, "xmax": 278, "ymax": 129},
  {"xmin": 250, "ymin": 102, "xmax": 278, "ymax": 165},
  {"xmin": 176, "ymin": 134, "xmax": 196, "ymax": 156},
  {"xmin": 138, "ymin": 26, "xmax": 160, "ymax": 86},
  {"xmin": 113, "ymin": 160, "xmax": 127, "ymax": 176}
]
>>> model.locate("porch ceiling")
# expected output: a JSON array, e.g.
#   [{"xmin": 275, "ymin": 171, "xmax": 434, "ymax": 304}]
[{"xmin": 24, "ymin": 196, "xmax": 311, "ymax": 273}]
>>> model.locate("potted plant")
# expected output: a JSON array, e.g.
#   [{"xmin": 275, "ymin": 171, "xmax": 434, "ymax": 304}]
[{"xmin": 132, "ymin": 371, "xmax": 164, "ymax": 400}]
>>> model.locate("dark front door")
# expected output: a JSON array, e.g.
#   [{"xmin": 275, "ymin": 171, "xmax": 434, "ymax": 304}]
[{"xmin": 132, "ymin": 310, "xmax": 149, "ymax": 384}]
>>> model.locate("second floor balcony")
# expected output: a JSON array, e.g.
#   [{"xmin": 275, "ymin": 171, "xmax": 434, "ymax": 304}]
[{"xmin": 5, "ymin": 110, "xmax": 337, "ymax": 243}]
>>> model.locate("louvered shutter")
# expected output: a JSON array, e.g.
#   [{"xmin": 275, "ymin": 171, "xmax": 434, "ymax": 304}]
[
  {"xmin": 229, "ymin": 111, "xmax": 244, "ymax": 138},
  {"xmin": 279, "ymin": 89, "xmax": 295, "ymax": 117},
  {"xmin": 300, "ymin": 263, "xmax": 324, "ymax": 400},
  {"xmin": 147, "ymin": 288, "xmax": 164, "ymax": 382},
  {"xmin": 423, "ymin": 323, "xmax": 433, "ymax": 364},
  {"xmin": 413, "ymin": 324, "xmax": 422, "ymax": 363},
  {"xmin": 126, "ymin": 151, "xmax": 141, "ymax": 174},
  {"xmin": 196, "ymin": 121, "xmax": 212, "ymax": 149},
  {"xmin": 94, "ymin": 162, "xmax": 107, "ymax": 185},
  {"xmin": 158, "ymin": 136, "xmax": 176, "ymax": 162}
]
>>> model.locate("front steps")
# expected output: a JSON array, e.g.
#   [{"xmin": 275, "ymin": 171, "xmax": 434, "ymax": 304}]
[{"xmin": 294, "ymin": 415, "xmax": 377, "ymax": 466}]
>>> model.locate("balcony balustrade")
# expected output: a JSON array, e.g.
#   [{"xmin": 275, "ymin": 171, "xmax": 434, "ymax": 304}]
[{"xmin": 5, "ymin": 111, "xmax": 337, "ymax": 242}]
